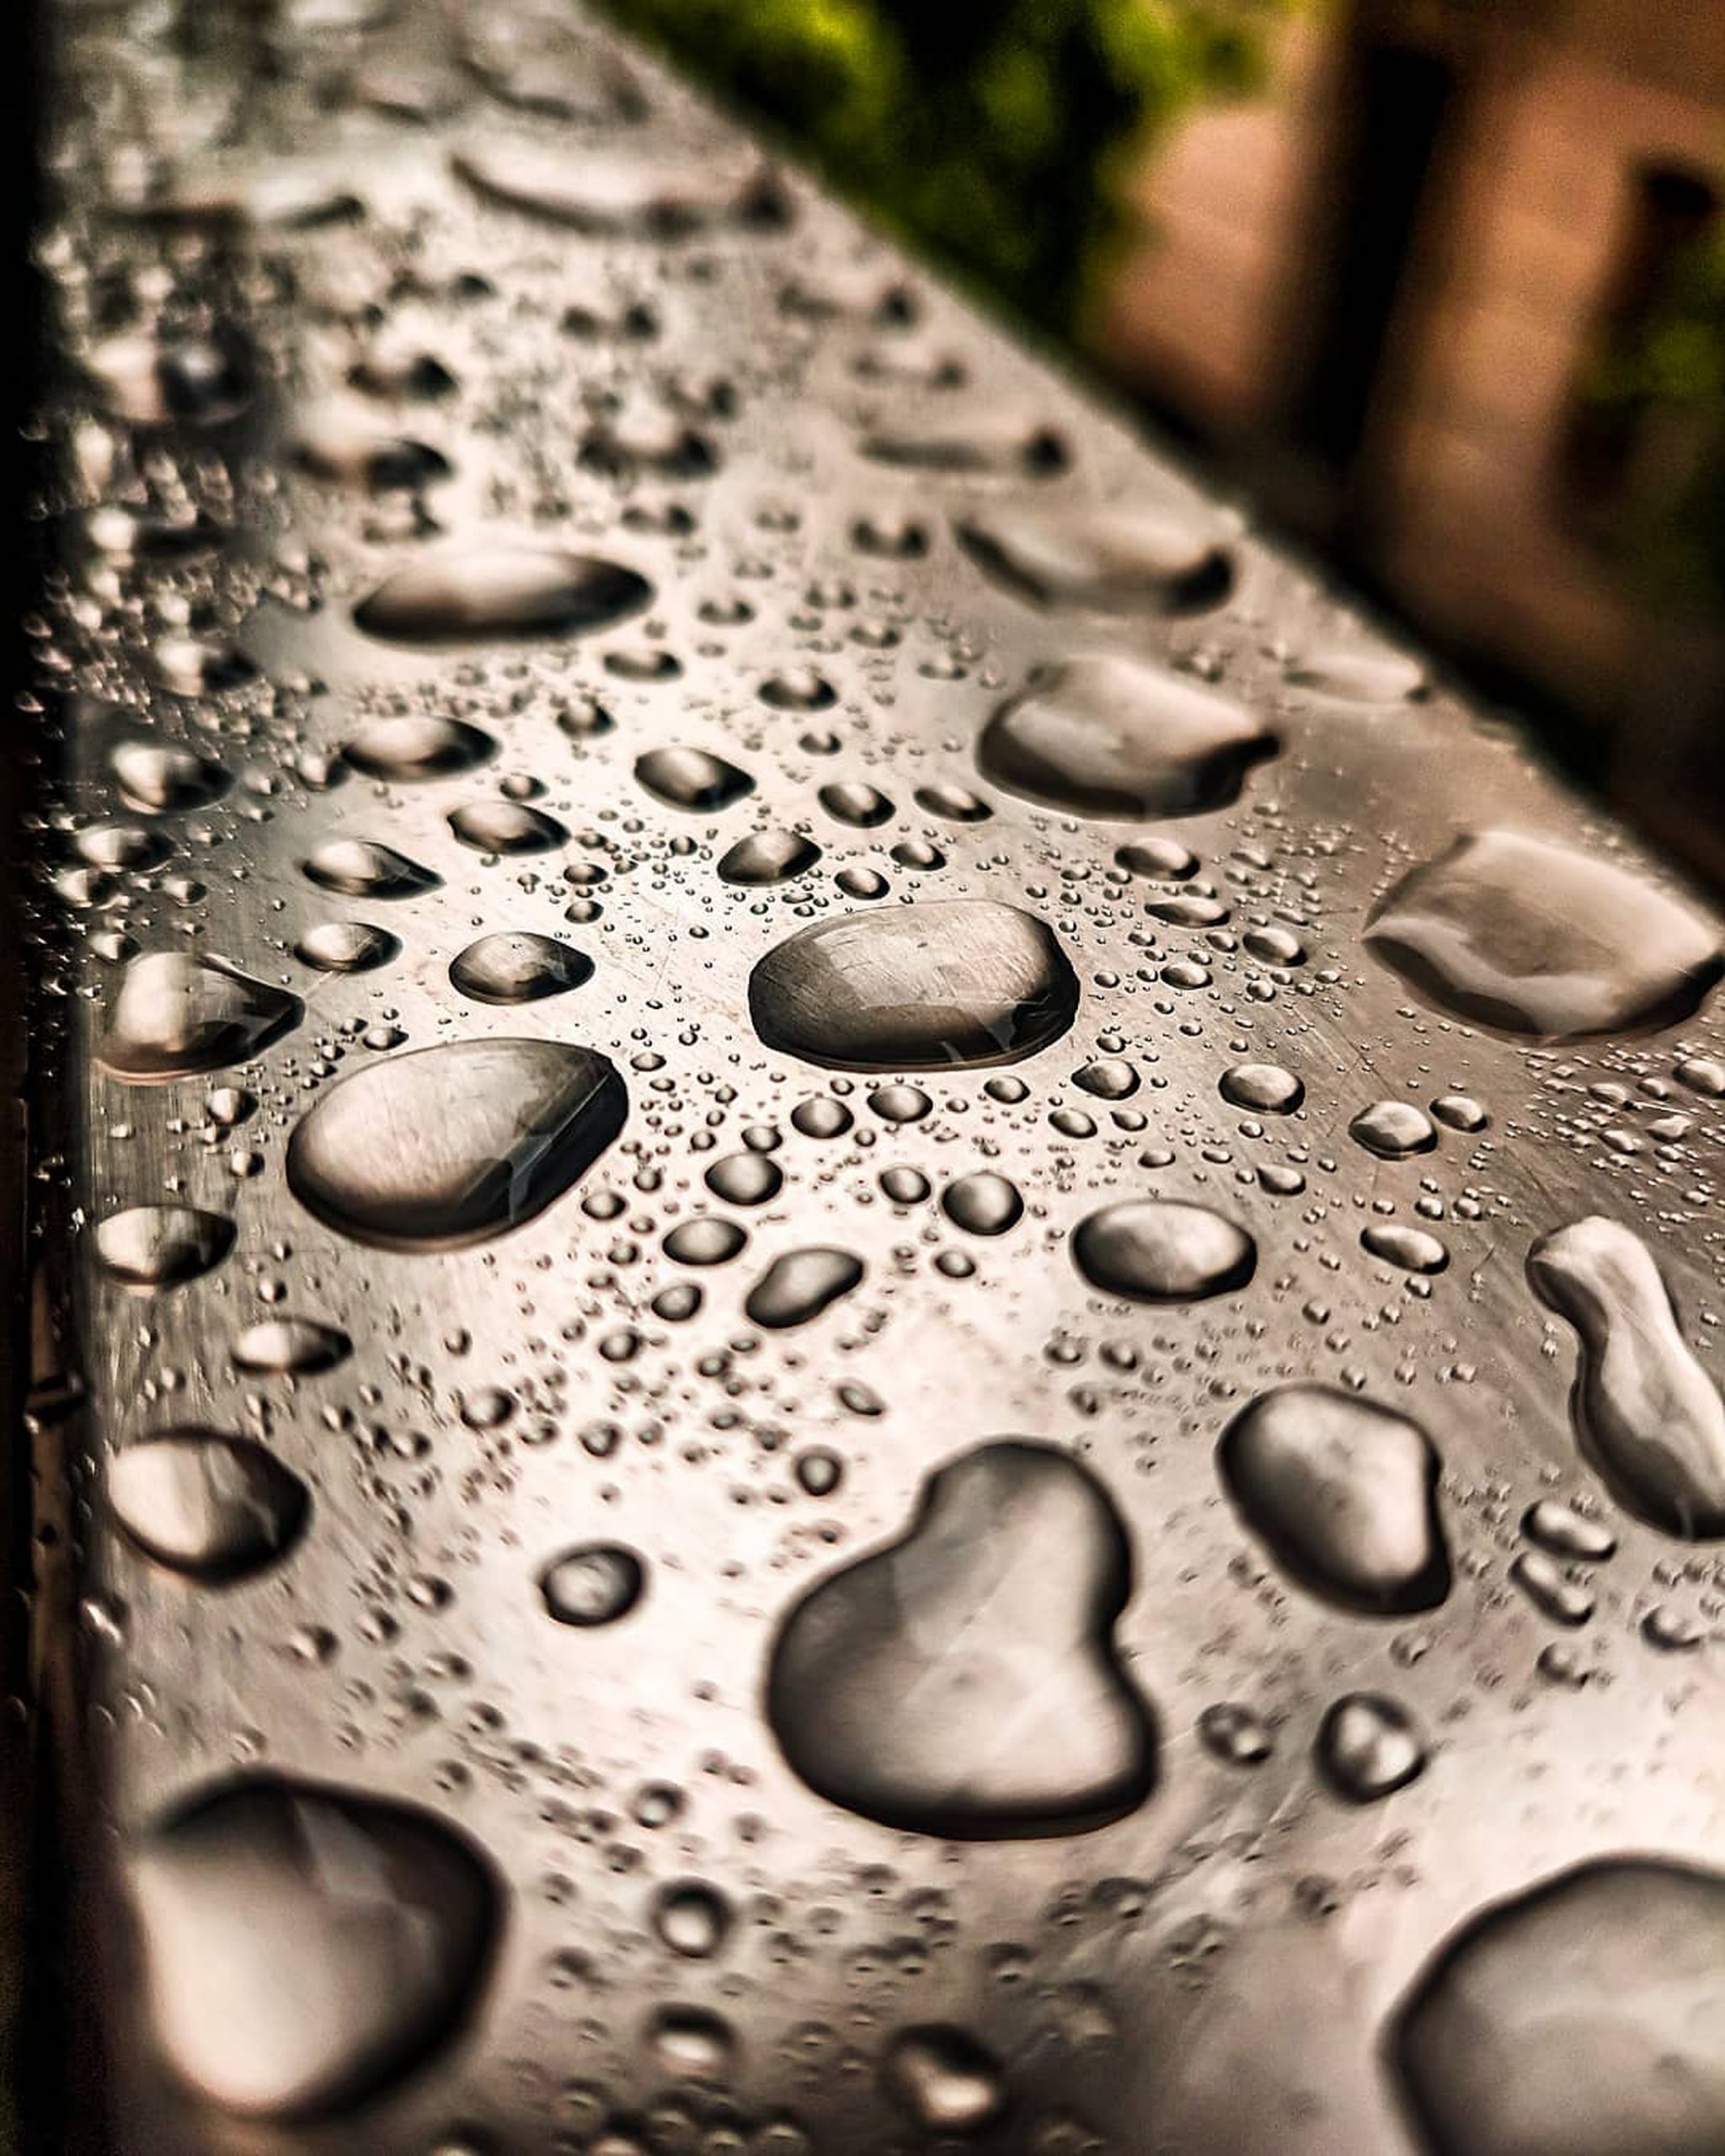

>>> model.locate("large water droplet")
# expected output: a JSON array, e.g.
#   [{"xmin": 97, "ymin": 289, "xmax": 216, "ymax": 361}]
[
  {"xmin": 94, "ymin": 1204, "xmax": 235, "ymax": 1288},
  {"xmin": 767, "ymin": 1441, "xmax": 1155, "ymax": 1836},
  {"xmin": 1071, "ymin": 1200, "xmax": 1256, "ymax": 1303},
  {"xmin": 538, "ymin": 1543, "xmax": 644, "ymax": 1626},
  {"xmin": 718, "ymin": 828, "xmax": 821, "ymax": 884},
  {"xmin": 131, "ymin": 1776, "xmax": 499, "ymax": 2118},
  {"xmin": 1526, "ymin": 1217, "xmax": 1725, "ymax": 1538},
  {"xmin": 1218, "ymin": 1385, "xmax": 1450, "ymax": 1614},
  {"xmin": 1314, "ymin": 1692, "xmax": 1425, "ymax": 1801},
  {"xmin": 296, "ymin": 921, "xmax": 399, "ymax": 974},
  {"xmin": 744, "ymin": 1246, "xmax": 863, "ymax": 1329},
  {"xmin": 980, "ymin": 656, "xmax": 1274, "ymax": 819},
  {"xmin": 344, "ymin": 713, "xmax": 495, "ymax": 781},
  {"xmin": 354, "ymin": 541, "xmax": 652, "ymax": 643},
  {"xmin": 1393, "ymin": 1858, "xmax": 1725, "ymax": 2156},
  {"xmin": 108, "ymin": 1432, "xmax": 308, "ymax": 1579},
  {"xmin": 1366, "ymin": 830, "xmax": 1722, "ymax": 1040},
  {"xmin": 97, "ymin": 955, "xmax": 303, "ymax": 1084},
  {"xmin": 749, "ymin": 902, "xmax": 1079, "ymax": 1070},
  {"xmin": 293, "ymin": 403, "xmax": 451, "ymax": 491},
  {"xmin": 109, "ymin": 738, "xmax": 230, "ymax": 815},
  {"xmin": 955, "ymin": 502, "xmax": 1233, "ymax": 613},
  {"xmin": 302, "ymin": 840, "xmax": 440, "ymax": 898},
  {"xmin": 232, "ymin": 1318, "xmax": 351, "ymax": 1375},
  {"xmin": 452, "ymin": 141, "xmax": 782, "ymax": 234},
  {"xmin": 635, "ymin": 746, "xmax": 754, "ymax": 812},
  {"xmin": 449, "ymin": 932, "xmax": 591, "ymax": 1004},
  {"xmin": 287, "ymin": 1039, "xmax": 628, "ymax": 1250},
  {"xmin": 447, "ymin": 799, "xmax": 567, "ymax": 853}
]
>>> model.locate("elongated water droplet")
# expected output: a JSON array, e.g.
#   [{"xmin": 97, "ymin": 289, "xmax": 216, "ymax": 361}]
[
  {"xmin": 861, "ymin": 408, "xmax": 1066, "ymax": 474},
  {"xmin": 745, "ymin": 1246, "xmax": 863, "ymax": 1329},
  {"xmin": 980, "ymin": 656, "xmax": 1274, "ymax": 819},
  {"xmin": 344, "ymin": 714, "xmax": 495, "ymax": 780},
  {"xmin": 1527, "ymin": 1216, "xmax": 1725, "ymax": 1538},
  {"xmin": 94, "ymin": 1204, "xmax": 235, "ymax": 1288},
  {"xmin": 296, "ymin": 921, "xmax": 399, "ymax": 974},
  {"xmin": 1287, "ymin": 649, "xmax": 1425, "ymax": 702},
  {"xmin": 955, "ymin": 502, "xmax": 1233, "ymax": 613},
  {"xmin": 1072, "ymin": 1200, "xmax": 1255, "ymax": 1303},
  {"xmin": 750, "ymin": 902, "xmax": 1079, "ymax": 1070},
  {"xmin": 452, "ymin": 141, "xmax": 782, "ymax": 234},
  {"xmin": 635, "ymin": 746, "xmax": 753, "ymax": 812},
  {"xmin": 131, "ymin": 1776, "xmax": 498, "ymax": 2118},
  {"xmin": 1218, "ymin": 1385, "xmax": 1450, "ymax": 1614},
  {"xmin": 718, "ymin": 828, "xmax": 821, "ymax": 884},
  {"xmin": 1350, "ymin": 1101, "xmax": 1437, "ymax": 1159},
  {"xmin": 98, "ymin": 955, "xmax": 303, "ymax": 1084},
  {"xmin": 108, "ymin": 1432, "xmax": 308, "ymax": 1579},
  {"xmin": 1361, "ymin": 1223, "xmax": 1449, "ymax": 1274},
  {"xmin": 1393, "ymin": 1858, "xmax": 1725, "ymax": 2156},
  {"xmin": 1220, "ymin": 1062, "xmax": 1303, "ymax": 1113},
  {"xmin": 302, "ymin": 840, "xmax": 440, "ymax": 898},
  {"xmin": 232, "ymin": 1318, "xmax": 351, "ymax": 1375},
  {"xmin": 768, "ymin": 1441, "xmax": 1154, "ymax": 1836},
  {"xmin": 447, "ymin": 799, "xmax": 567, "ymax": 853},
  {"xmin": 287, "ymin": 1039, "xmax": 627, "ymax": 1250},
  {"xmin": 448, "ymin": 932, "xmax": 590, "ymax": 1004},
  {"xmin": 354, "ymin": 541, "xmax": 652, "ymax": 643},
  {"xmin": 109, "ymin": 739, "xmax": 229, "ymax": 814},
  {"xmin": 1367, "ymin": 830, "xmax": 1722, "ymax": 1040}
]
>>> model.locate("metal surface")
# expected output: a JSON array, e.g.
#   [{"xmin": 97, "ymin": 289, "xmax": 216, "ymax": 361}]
[{"xmin": 20, "ymin": 3, "xmax": 1725, "ymax": 2152}]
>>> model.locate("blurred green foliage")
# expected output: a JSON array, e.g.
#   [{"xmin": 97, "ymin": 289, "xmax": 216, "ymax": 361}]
[
  {"xmin": 1578, "ymin": 217, "xmax": 1725, "ymax": 614},
  {"xmin": 601, "ymin": 0, "xmax": 1289, "ymax": 337}
]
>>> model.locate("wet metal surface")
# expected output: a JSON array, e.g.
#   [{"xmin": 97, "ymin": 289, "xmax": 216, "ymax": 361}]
[{"xmin": 21, "ymin": 2, "xmax": 1725, "ymax": 2151}]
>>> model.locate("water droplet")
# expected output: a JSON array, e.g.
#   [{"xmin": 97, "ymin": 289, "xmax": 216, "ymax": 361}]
[
  {"xmin": 452, "ymin": 141, "xmax": 783, "ymax": 235},
  {"xmin": 108, "ymin": 1433, "xmax": 308, "ymax": 1579},
  {"xmin": 1361, "ymin": 1223, "xmax": 1450, "ymax": 1275},
  {"xmin": 941, "ymin": 1171, "xmax": 1023, "ymax": 1236},
  {"xmin": 663, "ymin": 1215, "xmax": 748, "ymax": 1266},
  {"xmin": 955, "ymin": 502, "xmax": 1233, "ymax": 613},
  {"xmin": 288, "ymin": 1039, "xmax": 628, "ymax": 1251},
  {"xmin": 881, "ymin": 2025, "xmax": 1009, "ymax": 2135},
  {"xmin": 1218, "ymin": 1385, "xmax": 1450, "ymax": 1614},
  {"xmin": 861, "ymin": 408, "xmax": 1066, "ymax": 474},
  {"xmin": 718, "ymin": 828, "xmax": 821, "ymax": 883},
  {"xmin": 634, "ymin": 746, "xmax": 753, "ymax": 812},
  {"xmin": 1072, "ymin": 1200, "xmax": 1255, "ymax": 1303},
  {"xmin": 1198, "ymin": 1702, "xmax": 1274, "ymax": 1765},
  {"xmin": 1674, "ymin": 1055, "xmax": 1725, "ymax": 1098},
  {"xmin": 759, "ymin": 667, "xmax": 836, "ymax": 712},
  {"xmin": 232, "ymin": 1319, "xmax": 351, "ymax": 1375},
  {"xmin": 302, "ymin": 840, "xmax": 440, "ymax": 898},
  {"xmin": 818, "ymin": 780, "xmax": 893, "ymax": 828},
  {"xmin": 87, "ymin": 329, "xmax": 250, "ymax": 427},
  {"xmin": 980, "ymin": 656, "xmax": 1274, "ymax": 819},
  {"xmin": 1286, "ymin": 649, "xmax": 1425, "ymax": 702},
  {"xmin": 1430, "ymin": 1093, "xmax": 1488, "ymax": 1132},
  {"xmin": 704, "ymin": 1154, "xmax": 782, "ymax": 1206},
  {"xmin": 296, "ymin": 921, "xmax": 399, "ymax": 974},
  {"xmin": 1350, "ymin": 1100, "xmax": 1438, "ymax": 1159},
  {"xmin": 109, "ymin": 739, "xmax": 229, "ymax": 815},
  {"xmin": 653, "ymin": 1881, "xmax": 730, "ymax": 1960},
  {"xmin": 1366, "ymin": 830, "xmax": 1722, "ymax": 1040},
  {"xmin": 1522, "ymin": 1498, "xmax": 1616, "ymax": 1561},
  {"xmin": 97, "ymin": 955, "xmax": 303, "ymax": 1084},
  {"xmin": 131, "ymin": 1776, "xmax": 498, "ymax": 2117},
  {"xmin": 1526, "ymin": 1217, "xmax": 1725, "ymax": 1538},
  {"xmin": 293, "ymin": 404, "xmax": 451, "ymax": 491},
  {"xmin": 447, "ymin": 799, "xmax": 567, "ymax": 853},
  {"xmin": 1509, "ymin": 1550, "xmax": 1594, "ymax": 1627},
  {"xmin": 1313, "ymin": 1693, "xmax": 1424, "ymax": 1801},
  {"xmin": 1220, "ymin": 1062, "xmax": 1303, "ymax": 1113},
  {"xmin": 94, "ymin": 1205, "xmax": 235, "ymax": 1289},
  {"xmin": 354, "ymin": 541, "xmax": 652, "ymax": 643},
  {"xmin": 448, "ymin": 932, "xmax": 591, "ymax": 1004},
  {"xmin": 768, "ymin": 1441, "xmax": 1154, "ymax": 1835},
  {"xmin": 1115, "ymin": 836, "xmax": 1199, "ymax": 880},
  {"xmin": 539, "ymin": 1544, "xmax": 644, "ymax": 1626},
  {"xmin": 1392, "ymin": 1858, "xmax": 1725, "ymax": 2156},
  {"xmin": 745, "ymin": 1247, "xmax": 863, "ymax": 1329},
  {"xmin": 749, "ymin": 901, "xmax": 1080, "ymax": 1070},
  {"xmin": 344, "ymin": 714, "xmax": 495, "ymax": 781}
]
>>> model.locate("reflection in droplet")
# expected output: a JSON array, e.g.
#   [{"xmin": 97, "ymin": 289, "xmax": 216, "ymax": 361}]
[
  {"xmin": 97, "ymin": 955, "xmax": 303, "ymax": 1084},
  {"xmin": 448, "ymin": 932, "xmax": 591, "ymax": 1004},
  {"xmin": 980, "ymin": 656, "xmax": 1274, "ymax": 819},
  {"xmin": 131, "ymin": 1776, "xmax": 499, "ymax": 2118},
  {"xmin": 94, "ymin": 1205, "xmax": 235, "ymax": 1289},
  {"xmin": 1366, "ymin": 830, "xmax": 1722, "ymax": 1040},
  {"xmin": 955, "ymin": 501, "xmax": 1233, "ymax": 613},
  {"xmin": 768, "ymin": 1442, "xmax": 1154, "ymax": 1837},
  {"xmin": 288, "ymin": 1040, "xmax": 627, "ymax": 1251},
  {"xmin": 1220, "ymin": 1062, "xmax": 1303, "ymax": 1113},
  {"xmin": 108, "ymin": 1433, "xmax": 308, "ymax": 1579},
  {"xmin": 745, "ymin": 1247, "xmax": 863, "ymax": 1329},
  {"xmin": 1527, "ymin": 1216, "xmax": 1725, "ymax": 1538},
  {"xmin": 750, "ymin": 902, "xmax": 1079, "ymax": 1070},
  {"xmin": 539, "ymin": 1544, "xmax": 644, "ymax": 1626},
  {"xmin": 1218, "ymin": 1385, "xmax": 1450, "ymax": 1614},
  {"xmin": 1361, "ymin": 1223, "xmax": 1450, "ymax": 1274},
  {"xmin": 232, "ymin": 1319, "xmax": 351, "ymax": 1375},
  {"xmin": 354, "ymin": 541, "xmax": 652, "ymax": 643},
  {"xmin": 1072, "ymin": 1200, "xmax": 1255, "ymax": 1303},
  {"xmin": 1393, "ymin": 1858, "xmax": 1725, "ymax": 2156}
]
